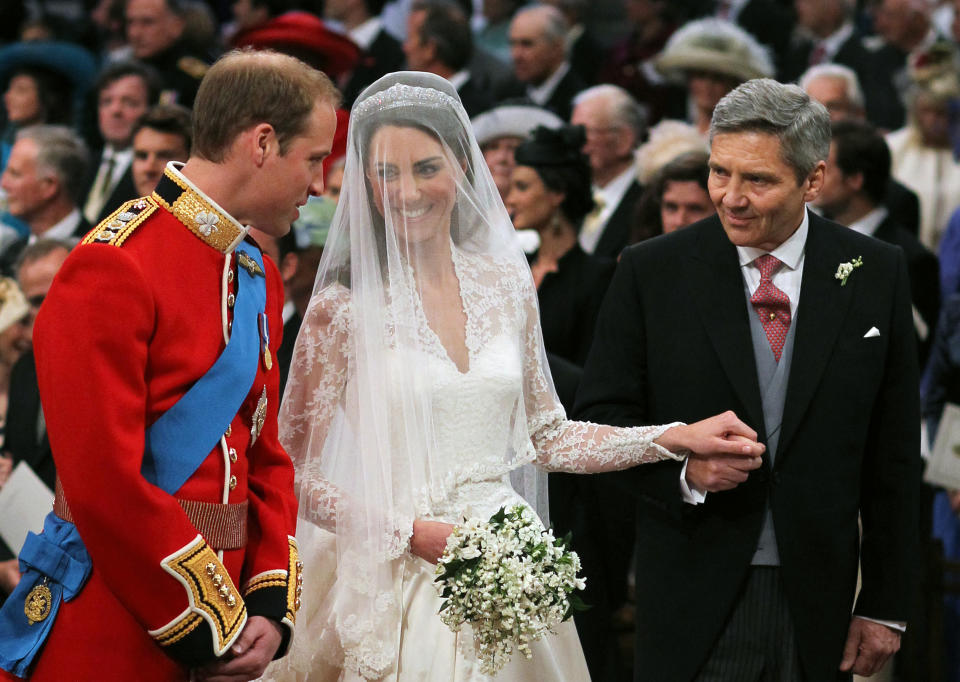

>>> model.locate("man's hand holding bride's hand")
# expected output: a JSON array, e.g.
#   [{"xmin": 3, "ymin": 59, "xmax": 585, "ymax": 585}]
[
  {"xmin": 656, "ymin": 411, "xmax": 765, "ymax": 493},
  {"xmin": 411, "ymin": 519, "xmax": 457, "ymax": 563}
]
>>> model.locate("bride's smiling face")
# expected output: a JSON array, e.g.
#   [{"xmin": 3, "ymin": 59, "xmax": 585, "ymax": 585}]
[{"xmin": 366, "ymin": 124, "xmax": 458, "ymax": 246}]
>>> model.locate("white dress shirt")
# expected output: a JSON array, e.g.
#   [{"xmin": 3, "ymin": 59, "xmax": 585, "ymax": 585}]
[
  {"xmin": 349, "ymin": 17, "xmax": 383, "ymax": 51},
  {"xmin": 526, "ymin": 62, "xmax": 569, "ymax": 107},
  {"xmin": 848, "ymin": 206, "xmax": 888, "ymax": 238},
  {"xmin": 578, "ymin": 166, "xmax": 636, "ymax": 254},
  {"xmin": 29, "ymin": 208, "xmax": 84, "ymax": 245}
]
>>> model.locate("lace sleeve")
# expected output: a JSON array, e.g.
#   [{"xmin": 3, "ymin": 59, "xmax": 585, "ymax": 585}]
[
  {"xmin": 518, "ymin": 281, "xmax": 687, "ymax": 473},
  {"xmin": 278, "ymin": 286, "xmax": 351, "ymax": 531}
]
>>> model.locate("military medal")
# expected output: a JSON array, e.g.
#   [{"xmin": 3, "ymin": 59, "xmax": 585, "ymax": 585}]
[
  {"xmin": 237, "ymin": 252, "xmax": 265, "ymax": 278},
  {"xmin": 25, "ymin": 578, "xmax": 52, "ymax": 625},
  {"xmin": 251, "ymin": 387, "xmax": 267, "ymax": 445},
  {"xmin": 259, "ymin": 313, "xmax": 272, "ymax": 370}
]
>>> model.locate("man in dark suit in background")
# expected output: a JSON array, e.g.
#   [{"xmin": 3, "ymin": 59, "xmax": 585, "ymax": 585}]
[
  {"xmin": 814, "ymin": 119, "xmax": 939, "ymax": 365},
  {"xmin": 402, "ymin": 0, "xmax": 494, "ymax": 118},
  {"xmin": 571, "ymin": 84, "xmax": 646, "ymax": 259},
  {"xmin": 329, "ymin": 0, "xmax": 405, "ymax": 105},
  {"xmin": 509, "ymin": 5, "xmax": 585, "ymax": 122},
  {"xmin": 577, "ymin": 79, "xmax": 920, "ymax": 681},
  {"xmin": 82, "ymin": 62, "xmax": 157, "ymax": 225}
]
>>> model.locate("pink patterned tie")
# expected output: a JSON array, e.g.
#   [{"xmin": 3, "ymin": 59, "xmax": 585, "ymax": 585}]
[{"xmin": 750, "ymin": 254, "xmax": 791, "ymax": 362}]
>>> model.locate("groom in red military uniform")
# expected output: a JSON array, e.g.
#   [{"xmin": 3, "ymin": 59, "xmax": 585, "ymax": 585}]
[{"xmin": 0, "ymin": 50, "xmax": 339, "ymax": 681}]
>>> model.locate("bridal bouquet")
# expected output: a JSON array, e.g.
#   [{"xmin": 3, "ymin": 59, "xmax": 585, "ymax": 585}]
[{"xmin": 434, "ymin": 505, "xmax": 587, "ymax": 675}]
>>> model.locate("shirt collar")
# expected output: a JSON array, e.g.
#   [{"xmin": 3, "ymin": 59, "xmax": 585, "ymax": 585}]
[
  {"xmin": 594, "ymin": 166, "xmax": 636, "ymax": 204},
  {"xmin": 817, "ymin": 21, "xmax": 854, "ymax": 61},
  {"xmin": 33, "ymin": 208, "xmax": 81, "ymax": 242},
  {"xmin": 736, "ymin": 208, "xmax": 809, "ymax": 270},
  {"xmin": 350, "ymin": 17, "xmax": 382, "ymax": 50},
  {"xmin": 847, "ymin": 205, "xmax": 888, "ymax": 237},
  {"xmin": 448, "ymin": 70, "xmax": 470, "ymax": 90},
  {"xmin": 151, "ymin": 161, "xmax": 248, "ymax": 253},
  {"xmin": 526, "ymin": 62, "xmax": 570, "ymax": 105}
]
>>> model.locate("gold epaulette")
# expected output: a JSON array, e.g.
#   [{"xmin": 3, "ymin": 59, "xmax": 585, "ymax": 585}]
[
  {"xmin": 82, "ymin": 197, "xmax": 157, "ymax": 247},
  {"xmin": 178, "ymin": 56, "xmax": 209, "ymax": 80}
]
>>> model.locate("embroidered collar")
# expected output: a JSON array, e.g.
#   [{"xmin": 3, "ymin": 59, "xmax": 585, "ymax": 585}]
[{"xmin": 152, "ymin": 162, "xmax": 248, "ymax": 253}]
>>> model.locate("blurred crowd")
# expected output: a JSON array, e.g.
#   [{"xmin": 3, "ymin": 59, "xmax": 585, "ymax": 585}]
[{"xmin": 3, "ymin": 0, "xmax": 960, "ymax": 679}]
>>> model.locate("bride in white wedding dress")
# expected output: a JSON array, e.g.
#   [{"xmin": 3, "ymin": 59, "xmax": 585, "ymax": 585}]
[{"xmin": 269, "ymin": 72, "xmax": 763, "ymax": 682}]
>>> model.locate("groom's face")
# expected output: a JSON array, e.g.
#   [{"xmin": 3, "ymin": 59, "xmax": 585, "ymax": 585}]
[{"xmin": 708, "ymin": 131, "xmax": 824, "ymax": 251}]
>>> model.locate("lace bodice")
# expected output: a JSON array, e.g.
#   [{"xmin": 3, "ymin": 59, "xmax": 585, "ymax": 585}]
[{"xmin": 280, "ymin": 246, "xmax": 683, "ymax": 533}]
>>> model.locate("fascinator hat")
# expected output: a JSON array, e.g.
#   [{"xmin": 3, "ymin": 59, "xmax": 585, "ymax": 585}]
[
  {"xmin": 471, "ymin": 104, "xmax": 564, "ymax": 147},
  {"xmin": 654, "ymin": 18, "xmax": 774, "ymax": 84},
  {"xmin": 515, "ymin": 125, "xmax": 594, "ymax": 224}
]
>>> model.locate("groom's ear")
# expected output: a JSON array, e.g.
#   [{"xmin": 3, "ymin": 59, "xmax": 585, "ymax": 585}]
[{"xmin": 802, "ymin": 160, "xmax": 826, "ymax": 203}]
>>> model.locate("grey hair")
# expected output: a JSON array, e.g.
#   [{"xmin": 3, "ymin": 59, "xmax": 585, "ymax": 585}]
[
  {"xmin": 15, "ymin": 124, "xmax": 90, "ymax": 205},
  {"xmin": 799, "ymin": 63, "xmax": 865, "ymax": 111},
  {"xmin": 710, "ymin": 78, "xmax": 830, "ymax": 183},
  {"xmin": 515, "ymin": 5, "xmax": 568, "ymax": 45},
  {"xmin": 573, "ymin": 84, "xmax": 648, "ymax": 145}
]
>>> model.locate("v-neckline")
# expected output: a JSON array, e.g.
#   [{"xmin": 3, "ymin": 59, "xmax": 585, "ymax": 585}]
[{"xmin": 415, "ymin": 244, "xmax": 472, "ymax": 375}]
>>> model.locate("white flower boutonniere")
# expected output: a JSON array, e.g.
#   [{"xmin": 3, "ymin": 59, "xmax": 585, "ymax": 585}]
[{"xmin": 834, "ymin": 256, "xmax": 863, "ymax": 286}]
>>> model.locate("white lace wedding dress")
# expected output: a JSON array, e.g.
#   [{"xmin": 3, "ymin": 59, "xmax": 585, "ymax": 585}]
[{"xmin": 270, "ymin": 247, "xmax": 682, "ymax": 682}]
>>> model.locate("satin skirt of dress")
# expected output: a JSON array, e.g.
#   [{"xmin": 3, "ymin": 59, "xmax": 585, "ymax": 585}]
[{"xmin": 262, "ymin": 524, "xmax": 592, "ymax": 682}]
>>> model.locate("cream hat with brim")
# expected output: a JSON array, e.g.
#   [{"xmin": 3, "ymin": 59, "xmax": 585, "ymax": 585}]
[
  {"xmin": 472, "ymin": 105, "xmax": 565, "ymax": 147},
  {"xmin": 0, "ymin": 277, "xmax": 28, "ymax": 335},
  {"xmin": 655, "ymin": 18, "xmax": 774, "ymax": 84}
]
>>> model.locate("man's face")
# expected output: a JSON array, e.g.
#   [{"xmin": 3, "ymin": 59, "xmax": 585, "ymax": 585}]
[
  {"xmin": 403, "ymin": 10, "xmax": 433, "ymax": 71},
  {"xmin": 509, "ymin": 13, "xmax": 563, "ymax": 85},
  {"xmin": 0, "ymin": 139, "xmax": 54, "ymax": 225},
  {"xmin": 18, "ymin": 247, "xmax": 69, "ymax": 342},
  {"xmin": 804, "ymin": 75, "xmax": 860, "ymax": 121},
  {"xmin": 708, "ymin": 131, "xmax": 824, "ymax": 250},
  {"xmin": 812, "ymin": 142, "xmax": 856, "ymax": 216},
  {"xmin": 661, "ymin": 179, "xmax": 714, "ymax": 233},
  {"xmin": 132, "ymin": 126, "xmax": 189, "ymax": 196},
  {"xmin": 126, "ymin": 0, "xmax": 184, "ymax": 59},
  {"xmin": 794, "ymin": 0, "xmax": 843, "ymax": 37},
  {"xmin": 571, "ymin": 97, "xmax": 634, "ymax": 178},
  {"xmin": 254, "ymin": 101, "xmax": 337, "ymax": 237},
  {"xmin": 99, "ymin": 75, "xmax": 150, "ymax": 148}
]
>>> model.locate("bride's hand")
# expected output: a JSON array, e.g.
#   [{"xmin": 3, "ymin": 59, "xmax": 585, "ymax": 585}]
[
  {"xmin": 655, "ymin": 411, "xmax": 765, "ymax": 459},
  {"xmin": 410, "ymin": 519, "xmax": 457, "ymax": 564}
]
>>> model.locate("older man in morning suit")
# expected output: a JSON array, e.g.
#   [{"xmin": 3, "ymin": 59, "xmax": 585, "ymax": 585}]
[{"xmin": 576, "ymin": 79, "xmax": 920, "ymax": 681}]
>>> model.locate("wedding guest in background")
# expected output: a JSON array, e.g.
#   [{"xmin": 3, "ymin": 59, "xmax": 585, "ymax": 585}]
[
  {"xmin": 506, "ymin": 123, "xmax": 623, "ymax": 679},
  {"xmin": 654, "ymin": 18, "xmax": 774, "ymax": 136},
  {"xmin": 82, "ymin": 62, "xmax": 157, "ymax": 225},
  {"xmin": 597, "ymin": 0, "xmax": 685, "ymax": 124},
  {"xmin": 0, "ymin": 240, "xmax": 70, "ymax": 605},
  {"xmin": 472, "ymin": 103, "xmax": 563, "ymax": 203},
  {"xmin": 402, "ymin": 0, "xmax": 494, "ymax": 117},
  {"xmin": 571, "ymin": 84, "xmax": 646, "ymax": 259},
  {"xmin": 578, "ymin": 78, "xmax": 920, "ymax": 681},
  {"xmin": 800, "ymin": 63, "xmax": 921, "ymax": 236},
  {"xmin": 329, "ymin": 0, "xmax": 405, "ymax": 105},
  {"xmin": 0, "ymin": 126, "xmax": 90, "ymax": 274},
  {"xmin": 633, "ymin": 118, "xmax": 709, "ymax": 186},
  {"xmin": 124, "ymin": 0, "xmax": 213, "ymax": 106},
  {"xmin": 632, "ymin": 150, "xmax": 713, "ymax": 244},
  {"xmin": 540, "ymin": 0, "xmax": 602, "ymax": 85},
  {"xmin": 130, "ymin": 103, "xmax": 191, "ymax": 197},
  {"xmin": 0, "ymin": 278, "xmax": 28, "ymax": 452},
  {"xmin": 814, "ymin": 119, "xmax": 939, "ymax": 364},
  {"xmin": 509, "ymin": 5, "xmax": 585, "ymax": 121},
  {"xmin": 886, "ymin": 42, "xmax": 960, "ymax": 250}
]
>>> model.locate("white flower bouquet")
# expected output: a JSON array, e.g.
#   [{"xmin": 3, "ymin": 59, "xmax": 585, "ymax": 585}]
[{"xmin": 434, "ymin": 505, "xmax": 588, "ymax": 675}]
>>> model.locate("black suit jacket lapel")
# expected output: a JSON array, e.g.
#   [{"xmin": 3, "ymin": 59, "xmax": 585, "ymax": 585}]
[
  {"xmin": 683, "ymin": 218, "xmax": 766, "ymax": 433},
  {"xmin": 778, "ymin": 214, "xmax": 856, "ymax": 456}
]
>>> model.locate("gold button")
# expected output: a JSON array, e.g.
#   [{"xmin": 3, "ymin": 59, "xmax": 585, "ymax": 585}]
[
  {"xmin": 229, "ymin": 447, "xmax": 237, "ymax": 463},
  {"xmin": 769, "ymin": 313, "xmax": 776, "ymax": 320},
  {"xmin": 225, "ymin": 425, "xmax": 232, "ymax": 437},
  {"xmin": 227, "ymin": 270, "xmax": 234, "ymax": 283},
  {"xmin": 229, "ymin": 475, "xmax": 237, "ymax": 490},
  {"xmin": 227, "ymin": 293, "xmax": 236, "ymax": 308}
]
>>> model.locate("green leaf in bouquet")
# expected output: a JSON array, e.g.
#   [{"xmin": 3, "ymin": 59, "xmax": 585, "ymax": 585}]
[
  {"xmin": 490, "ymin": 506, "xmax": 508, "ymax": 525},
  {"xmin": 563, "ymin": 592, "xmax": 591, "ymax": 621}
]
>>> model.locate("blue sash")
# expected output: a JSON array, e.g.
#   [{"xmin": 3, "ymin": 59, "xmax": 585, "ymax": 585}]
[{"xmin": 0, "ymin": 242, "xmax": 267, "ymax": 677}]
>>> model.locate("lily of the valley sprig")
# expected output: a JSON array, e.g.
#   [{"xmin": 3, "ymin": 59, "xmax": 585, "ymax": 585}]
[{"xmin": 834, "ymin": 256, "xmax": 863, "ymax": 286}]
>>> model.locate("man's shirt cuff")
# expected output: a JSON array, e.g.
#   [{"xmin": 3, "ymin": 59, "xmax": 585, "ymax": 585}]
[{"xmin": 680, "ymin": 459, "xmax": 707, "ymax": 504}]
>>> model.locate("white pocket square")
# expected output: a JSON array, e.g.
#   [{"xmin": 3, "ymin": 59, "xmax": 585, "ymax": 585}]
[{"xmin": 864, "ymin": 327, "xmax": 880, "ymax": 338}]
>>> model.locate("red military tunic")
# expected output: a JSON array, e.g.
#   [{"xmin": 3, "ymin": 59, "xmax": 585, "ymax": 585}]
[{"xmin": 3, "ymin": 165, "xmax": 301, "ymax": 681}]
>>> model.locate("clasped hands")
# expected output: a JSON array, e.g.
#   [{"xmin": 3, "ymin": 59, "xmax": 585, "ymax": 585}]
[{"xmin": 655, "ymin": 411, "xmax": 765, "ymax": 493}]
